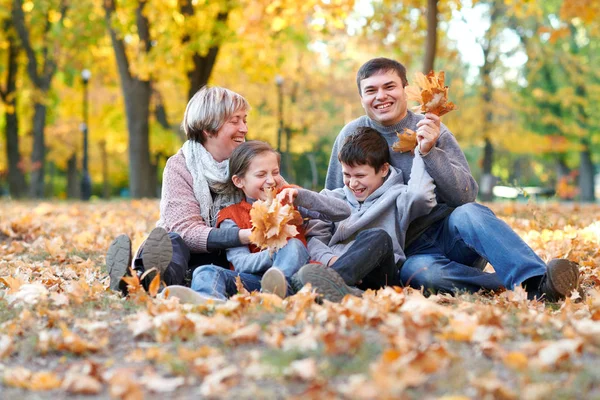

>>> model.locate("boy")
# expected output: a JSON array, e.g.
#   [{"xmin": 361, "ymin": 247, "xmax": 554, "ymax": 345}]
[{"xmin": 298, "ymin": 127, "xmax": 437, "ymax": 301}]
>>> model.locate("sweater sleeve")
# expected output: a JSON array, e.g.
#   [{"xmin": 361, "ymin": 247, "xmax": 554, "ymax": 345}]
[
  {"xmin": 396, "ymin": 153, "xmax": 437, "ymax": 234},
  {"xmin": 206, "ymin": 227, "xmax": 242, "ymax": 252},
  {"xmin": 295, "ymin": 188, "xmax": 351, "ymax": 222},
  {"xmin": 157, "ymin": 152, "xmax": 212, "ymax": 252},
  {"xmin": 307, "ymin": 236, "xmax": 337, "ymax": 266},
  {"xmin": 221, "ymin": 219, "xmax": 273, "ymax": 274},
  {"xmin": 421, "ymin": 124, "xmax": 478, "ymax": 206}
]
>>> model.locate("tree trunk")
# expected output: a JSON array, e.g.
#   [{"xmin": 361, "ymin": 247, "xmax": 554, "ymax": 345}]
[
  {"xmin": 4, "ymin": 102, "xmax": 26, "ymax": 199},
  {"xmin": 423, "ymin": 0, "xmax": 438, "ymax": 73},
  {"xmin": 480, "ymin": 138, "xmax": 495, "ymax": 201},
  {"xmin": 1, "ymin": 19, "xmax": 26, "ymax": 199},
  {"xmin": 124, "ymin": 80, "xmax": 154, "ymax": 198},
  {"xmin": 29, "ymin": 102, "xmax": 47, "ymax": 198},
  {"xmin": 66, "ymin": 153, "xmax": 80, "ymax": 199},
  {"xmin": 477, "ymin": 0, "xmax": 501, "ymax": 202},
  {"xmin": 100, "ymin": 140, "xmax": 110, "ymax": 199},
  {"xmin": 180, "ymin": 0, "xmax": 229, "ymax": 100},
  {"xmin": 104, "ymin": 0, "xmax": 155, "ymax": 198},
  {"xmin": 579, "ymin": 140, "xmax": 595, "ymax": 202}
]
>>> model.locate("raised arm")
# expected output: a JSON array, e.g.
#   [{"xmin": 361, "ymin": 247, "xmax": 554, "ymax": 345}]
[{"xmin": 293, "ymin": 188, "xmax": 350, "ymax": 222}]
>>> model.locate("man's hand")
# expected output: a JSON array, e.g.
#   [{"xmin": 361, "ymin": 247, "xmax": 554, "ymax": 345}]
[
  {"xmin": 238, "ymin": 228, "xmax": 252, "ymax": 245},
  {"xmin": 416, "ymin": 113, "xmax": 441, "ymax": 155},
  {"xmin": 276, "ymin": 187, "xmax": 298, "ymax": 205}
]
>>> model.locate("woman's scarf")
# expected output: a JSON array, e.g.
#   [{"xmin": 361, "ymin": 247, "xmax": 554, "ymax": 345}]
[{"xmin": 182, "ymin": 140, "xmax": 237, "ymax": 227}]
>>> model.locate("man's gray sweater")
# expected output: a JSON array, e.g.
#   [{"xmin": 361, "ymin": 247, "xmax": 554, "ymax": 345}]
[
  {"xmin": 308, "ymin": 153, "xmax": 436, "ymax": 266},
  {"xmin": 325, "ymin": 111, "xmax": 478, "ymax": 247}
]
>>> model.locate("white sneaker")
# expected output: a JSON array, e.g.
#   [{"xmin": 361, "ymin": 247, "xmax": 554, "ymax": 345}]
[
  {"xmin": 159, "ymin": 285, "xmax": 224, "ymax": 305},
  {"xmin": 261, "ymin": 267, "xmax": 288, "ymax": 298}
]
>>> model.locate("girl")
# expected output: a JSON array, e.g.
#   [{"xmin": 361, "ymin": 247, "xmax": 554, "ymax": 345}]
[{"xmin": 186, "ymin": 140, "xmax": 351, "ymax": 301}]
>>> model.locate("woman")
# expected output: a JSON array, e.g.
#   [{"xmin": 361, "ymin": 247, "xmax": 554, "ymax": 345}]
[{"xmin": 106, "ymin": 86, "xmax": 262, "ymax": 297}]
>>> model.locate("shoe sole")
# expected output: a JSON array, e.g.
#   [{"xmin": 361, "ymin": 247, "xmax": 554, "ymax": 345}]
[
  {"xmin": 547, "ymin": 259, "xmax": 580, "ymax": 297},
  {"xmin": 261, "ymin": 268, "xmax": 287, "ymax": 298},
  {"xmin": 106, "ymin": 234, "xmax": 132, "ymax": 291},
  {"xmin": 160, "ymin": 285, "xmax": 224, "ymax": 305},
  {"xmin": 298, "ymin": 264, "xmax": 353, "ymax": 303},
  {"xmin": 142, "ymin": 227, "xmax": 173, "ymax": 283}
]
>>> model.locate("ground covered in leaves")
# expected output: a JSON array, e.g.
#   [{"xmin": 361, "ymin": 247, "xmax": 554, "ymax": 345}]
[{"xmin": 1, "ymin": 200, "xmax": 599, "ymax": 399}]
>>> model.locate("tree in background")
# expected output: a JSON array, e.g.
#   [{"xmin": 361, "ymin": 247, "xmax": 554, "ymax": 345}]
[{"xmin": 0, "ymin": 9, "xmax": 26, "ymax": 198}]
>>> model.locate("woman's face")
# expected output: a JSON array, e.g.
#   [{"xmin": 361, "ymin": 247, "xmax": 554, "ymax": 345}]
[
  {"xmin": 232, "ymin": 152, "xmax": 280, "ymax": 201},
  {"xmin": 205, "ymin": 109, "xmax": 248, "ymax": 162}
]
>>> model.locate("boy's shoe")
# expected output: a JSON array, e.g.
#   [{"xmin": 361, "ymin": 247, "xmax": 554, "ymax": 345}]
[
  {"xmin": 106, "ymin": 234, "xmax": 132, "ymax": 292},
  {"xmin": 531, "ymin": 258, "xmax": 580, "ymax": 302},
  {"xmin": 261, "ymin": 268, "xmax": 288, "ymax": 299},
  {"xmin": 158, "ymin": 285, "xmax": 225, "ymax": 305},
  {"xmin": 297, "ymin": 263, "xmax": 361, "ymax": 303},
  {"xmin": 141, "ymin": 227, "xmax": 172, "ymax": 289}
]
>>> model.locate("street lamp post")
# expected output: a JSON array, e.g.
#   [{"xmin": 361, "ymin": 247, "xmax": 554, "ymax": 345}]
[{"xmin": 80, "ymin": 69, "xmax": 92, "ymax": 201}]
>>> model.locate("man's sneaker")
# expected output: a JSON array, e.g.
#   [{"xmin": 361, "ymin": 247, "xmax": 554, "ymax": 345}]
[
  {"xmin": 141, "ymin": 227, "xmax": 172, "ymax": 289},
  {"xmin": 158, "ymin": 285, "xmax": 225, "ymax": 305},
  {"xmin": 106, "ymin": 234, "xmax": 132, "ymax": 292},
  {"xmin": 261, "ymin": 268, "xmax": 288, "ymax": 298},
  {"xmin": 534, "ymin": 258, "xmax": 580, "ymax": 302},
  {"xmin": 297, "ymin": 264, "xmax": 361, "ymax": 303}
]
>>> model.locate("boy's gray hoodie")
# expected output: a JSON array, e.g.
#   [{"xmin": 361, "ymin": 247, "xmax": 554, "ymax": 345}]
[{"xmin": 308, "ymin": 153, "xmax": 436, "ymax": 266}]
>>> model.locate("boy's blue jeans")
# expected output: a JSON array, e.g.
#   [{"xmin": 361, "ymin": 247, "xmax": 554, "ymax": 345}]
[
  {"xmin": 400, "ymin": 203, "xmax": 547, "ymax": 294},
  {"xmin": 191, "ymin": 238, "xmax": 309, "ymax": 300}
]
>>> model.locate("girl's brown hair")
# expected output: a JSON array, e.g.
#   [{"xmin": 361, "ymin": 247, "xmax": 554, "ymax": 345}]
[{"xmin": 217, "ymin": 141, "xmax": 281, "ymax": 198}]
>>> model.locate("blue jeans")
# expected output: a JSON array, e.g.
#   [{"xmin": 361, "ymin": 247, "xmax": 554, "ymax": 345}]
[
  {"xmin": 191, "ymin": 238, "xmax": 309, "ymax": 299},
  {"xmin": 191, "ymin": 266, "xmax": 262, "ymax": 301},
  {"xmin": 400, "ymin": 203, "xmax": 547, "ymax": 294},
  {"xmin": 331, "ymin": 229, "xmax": 401, "ymax": 290}
]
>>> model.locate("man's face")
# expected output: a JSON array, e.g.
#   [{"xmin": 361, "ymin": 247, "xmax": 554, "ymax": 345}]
[
  {"xmin": 342, "ymin": 162, "xmax": 389, "ymax": 202},
  {"xmin": 359, "ymin": 70, "xmax": 407, "ymax": 126}
]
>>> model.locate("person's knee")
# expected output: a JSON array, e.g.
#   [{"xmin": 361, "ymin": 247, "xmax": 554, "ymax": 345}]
[
  {"xmin": 448, "ymin": 203, "xmax": 494, "ymax": 228},
  {"xmin": 192, "ymin": 264, "xmax": 221, "ymax": 280},
  {"xmin": 358, "ymin": 228, "xmax": 392, "ymax": 244},
  {"xmin": 400, "ymin": 257, "xmax": 439, "ymax": 289}
]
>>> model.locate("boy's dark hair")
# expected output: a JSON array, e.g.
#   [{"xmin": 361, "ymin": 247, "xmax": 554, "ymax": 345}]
[
  {"xmin": 356, "ymin": 57, "xmax": 408, "ymax": 95},
  {"xmin": 338, "ymin": 127, "xmax": 390, "ymax": 173}
]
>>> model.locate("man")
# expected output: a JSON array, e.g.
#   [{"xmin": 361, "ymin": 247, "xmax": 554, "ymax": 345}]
[{"xmin": 322, "ymin": 57, "xmax": 579, "ymax": 301}]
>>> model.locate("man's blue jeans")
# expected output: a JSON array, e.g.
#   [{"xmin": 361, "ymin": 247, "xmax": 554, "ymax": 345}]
[
  {"xmin": 400, "ymin": 203, "xmax": 547, "ymax": 294},
  {"xmin": 190, "ymin": 238, "xmax": 309, "ymax": 300}
]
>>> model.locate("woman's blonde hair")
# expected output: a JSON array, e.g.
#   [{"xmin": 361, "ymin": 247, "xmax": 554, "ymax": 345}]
[{"xmin": 182, "ymin": 86, "xmax": 250, "ymax": 144}]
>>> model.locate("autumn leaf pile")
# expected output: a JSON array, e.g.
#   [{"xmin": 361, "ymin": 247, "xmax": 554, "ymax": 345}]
[
  {"xmin": 249, "ymin": 189, "xmax": 302, "ymax": 253},
  {"xmin": 1, "ymin": 200, "xmax": 600, "ymax": 398}
]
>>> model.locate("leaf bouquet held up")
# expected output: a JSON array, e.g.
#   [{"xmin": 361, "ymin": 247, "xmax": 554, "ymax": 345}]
[
  {"xmin": 249, "ymin": 188, "xmax": 303, "ymax": 254},
  {"xmin": 392, "ymin": 70, "xmax": 457, "ymax": 153}
]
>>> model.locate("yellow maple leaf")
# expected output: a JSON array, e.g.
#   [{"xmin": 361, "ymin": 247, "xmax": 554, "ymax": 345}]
[
  {"xmin": 249, "ymin": 189, "xmax": 300, "ymax": 254},
  {"xmin": 392, "ymin": 128, "xmax": 417, "ymax": 153},
  {"xmin": 406, "ymin": 70, "xmax": 457, "ymax": 116}
]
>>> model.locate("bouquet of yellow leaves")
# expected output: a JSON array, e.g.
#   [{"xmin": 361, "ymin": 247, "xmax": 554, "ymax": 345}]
[
  {"xmin": 405, "ymin": 70, "xmax": 457, "ymax": 116},
  {"xmin": 249, "ymin": 188, "xmax": 302, "ymax": 254}
]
